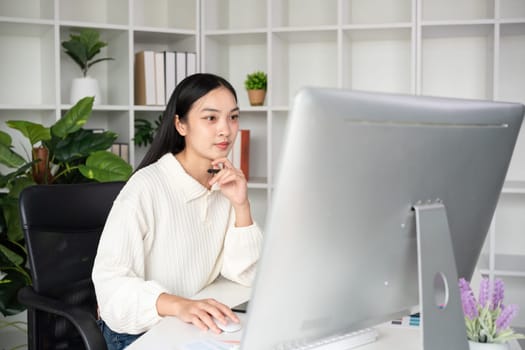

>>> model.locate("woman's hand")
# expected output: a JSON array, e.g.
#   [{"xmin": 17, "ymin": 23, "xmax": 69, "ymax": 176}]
[
  {"xmin": 208, "ymin": 158, "xmax": 253, "ymax": 227},
  {"xmin": 208, "ymin": 158, "xmax": 248, "ymax": 206},
  {"xmin": 157, "ymin": 294, "xmax": 239, "ymax": 334}
]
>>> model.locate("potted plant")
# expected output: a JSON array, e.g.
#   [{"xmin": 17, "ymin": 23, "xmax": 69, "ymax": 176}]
[
  {"xmin": 62, "ymin": 28, "xmax": 114, "ymax": 105},
  {"xmin": 134, "ymin": 115, "xmax": 162, "ymax": 148},
  {"xmin": 0, "ymin": 96, "xmax": 132, "ymax": 318},
  {"xmin": 459, "ymin": 277, "xmax": 525, "ymax": 350},
  {"xmin": 244, "ymin": 70, "xmax": 267, "ymax": 106}
]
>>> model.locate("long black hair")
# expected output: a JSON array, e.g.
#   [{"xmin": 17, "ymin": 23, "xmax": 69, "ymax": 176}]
[{"xmin": 137, "ymin": 73, "xmax": 237, "ymax": 170}]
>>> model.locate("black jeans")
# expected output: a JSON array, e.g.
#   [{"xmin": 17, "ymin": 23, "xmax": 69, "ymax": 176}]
[{"xmin": 97, "ymin": 319, "xmax": 143, "ymax": 350}]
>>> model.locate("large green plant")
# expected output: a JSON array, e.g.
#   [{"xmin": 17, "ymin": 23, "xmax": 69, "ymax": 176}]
[
  {"xmin": 62, "ymin": 28, "xmax": 114, "ymax": 77},
  {"xmin": 0, "ymin": 96, "xmax": 132, "ymax": 316}
]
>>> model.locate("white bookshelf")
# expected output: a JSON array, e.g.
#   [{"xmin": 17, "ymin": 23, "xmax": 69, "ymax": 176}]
[
  {"xmin": 1, "ymin": 0, "xmax": 525, "ymax": 329},
  {"xmin": 0, "ymin": 0, "xmax": 198, "ymax": 173},
  {"xmin": 201, "ymin": 0, "xmax": 525, "ymax": 326}
]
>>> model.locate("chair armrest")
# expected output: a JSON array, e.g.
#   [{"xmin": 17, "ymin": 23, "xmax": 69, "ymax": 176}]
[{"xmin": 18, "ymin": 286, "xmax": 107, "ymax": 350}]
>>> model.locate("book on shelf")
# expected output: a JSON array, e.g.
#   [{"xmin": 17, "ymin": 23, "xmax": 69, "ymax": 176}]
[
  {"xmin": 154, "ymin": 52, "xmax": 165, "ymax": 105},
  {"xmin": 187, "ymin": 52, "xmax": 197, "ymax": 76},
  {"xmin": 164, "ymin": 51, "xmax": 176, "ymax": 102},
  {"xmin": 134, "ymin": 50, "xmax": 156, "ymax": 105},
  {"xmin": 229, "ymin": 129, "xmax": 250, "ymax": 179},
  {"xmin": 111, "ymin": 142, "xmax": 129, "ymax": 163},
  {"xmin": 175, "ymin": 51, "xmax": 187, "ymax": 86}
]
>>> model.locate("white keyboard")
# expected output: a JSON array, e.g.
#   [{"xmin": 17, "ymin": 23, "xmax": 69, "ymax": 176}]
[{"xmin": 290, "ymin": 327, "xmax": 379, "ymax": 350}]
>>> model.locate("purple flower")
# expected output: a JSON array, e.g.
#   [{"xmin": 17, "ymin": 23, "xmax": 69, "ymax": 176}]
[
  {"xmin": 496, "ymin": 304, "xmax": 519, "ymax": 331},
  {"xmin": 478, "ymin": 278, "xmax": 490, "ymax": 308},
  {"xmin": 492, "ymin": 278, "xmax": 505, "ymax": 310},
  {"xmin": 459, "ymin": 278, "xmax": 478, "ymax": 319}
]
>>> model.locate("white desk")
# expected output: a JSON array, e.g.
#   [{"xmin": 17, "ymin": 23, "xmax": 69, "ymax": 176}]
[{"xmin": 128, "ymin": 278, "xmax": 522, "ymax": 350}]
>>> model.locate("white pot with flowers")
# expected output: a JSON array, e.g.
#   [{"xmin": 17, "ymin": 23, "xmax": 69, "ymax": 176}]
[{"xmin": 459, "ymin": 277, "xmax": 525, "ymax": 350}]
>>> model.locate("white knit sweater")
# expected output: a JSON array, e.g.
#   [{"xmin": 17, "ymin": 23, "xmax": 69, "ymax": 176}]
[{"xmin": 92, "ymin": 153, "xmax": 263, "ymax": 334}]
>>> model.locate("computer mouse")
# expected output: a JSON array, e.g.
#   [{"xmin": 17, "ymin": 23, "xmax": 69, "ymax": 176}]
[{"xmin": 213, "ymin": 317, "xmax": 242, "ymax": 333}]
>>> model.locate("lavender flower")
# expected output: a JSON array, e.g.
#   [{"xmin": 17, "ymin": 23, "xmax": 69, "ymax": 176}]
[
  {"xmin": 496, "ymin": 304, "xmax": 519, "ymax": 331},
  {"xmin": 492, "ymin": 278, "xmax": 504, "ymax": 310},
  {"xmin": 478, "ymin": 278, "xmax": 490, "ymax": 308},
  {"xmin": 459, "ymin": 278, "xmax": 478, "ymax": 319},
  {"xmin": 459, "ymin": 277, "xmax": 525, "ymax": 344}
]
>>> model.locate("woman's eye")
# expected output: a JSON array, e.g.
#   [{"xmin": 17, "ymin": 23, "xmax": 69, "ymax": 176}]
[
  {"xmin": 230, "ymin": 114, "xmax": 239, "ymax": 121},
  {"xmin": 205, "ymin": 116, "xmax": 216, "ymax": 121}
]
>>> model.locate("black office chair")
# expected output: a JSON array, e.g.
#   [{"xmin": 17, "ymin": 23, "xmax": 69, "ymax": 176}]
[{"xmin": 17, "ymin": 182, "xmax": 125, "ymax": 350}]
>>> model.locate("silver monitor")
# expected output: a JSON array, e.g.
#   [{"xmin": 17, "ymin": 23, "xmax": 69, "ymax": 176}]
[{"xmin": 241, "ymin": 88, "xmax": 524, "ymax": 349}]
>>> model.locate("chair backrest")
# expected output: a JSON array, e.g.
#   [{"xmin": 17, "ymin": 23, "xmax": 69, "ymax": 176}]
[{"xmin": 19, "ymin": 181, "xmax": 125, "ymax": 349}]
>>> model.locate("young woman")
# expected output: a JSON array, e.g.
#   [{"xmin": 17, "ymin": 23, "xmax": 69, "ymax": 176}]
[{"xmin": 92, "ymin": 73, "xmax": 263, "ymax": 350}]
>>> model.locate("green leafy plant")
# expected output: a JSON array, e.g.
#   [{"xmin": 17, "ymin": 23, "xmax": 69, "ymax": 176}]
[
  {"xmin": 62, "ymin": 28, "xmax": 114, "ymax": 77},
  {"xmin": 0, "ymin": 96, "xmax": 132, "ymax": 316},
  {"xmin": 244, "ymin": 71, "xmax": 267, "ymax": 90},
  {"xmin": 134, "ymin": 115, "xmax": 162, "ymax": 147}
]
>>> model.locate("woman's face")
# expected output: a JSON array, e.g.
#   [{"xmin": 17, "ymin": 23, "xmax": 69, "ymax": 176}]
[{"xmin": 175, "ymin": 86, "xmax": 239, "ymax": 162}]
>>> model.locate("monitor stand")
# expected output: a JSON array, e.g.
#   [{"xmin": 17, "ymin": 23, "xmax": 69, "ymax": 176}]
[{"xmin": 414, "ymin": 203, "xmax": 469, "ymax": 350}]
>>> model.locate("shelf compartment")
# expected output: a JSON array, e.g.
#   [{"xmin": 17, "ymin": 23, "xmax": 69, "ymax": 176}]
[
  {"xmin": 500, "ymin": 0, "xmax": 525, "ymax": 20},
  {"xmin": 271, "ymin": 29, "xmax": 337, "ymax": 106},
  {"xmin": 479, "ymin": 254, "xmax": 525, "ymax": 277},
  {"xmin": 248, "ymin": 188, "xmax": 269, "ymax": 230},
  {"xmin": 204, "ymin": 33, "xmax": 267, "ymax": 108},
  {"xmin": 271, "ymin": 0, "xmax": 337, "ymax": 28},
  {"xmin": 59, "ymin": 0, "xmax": 128, "ymax": 26},
  {"xmin": 134, "ymin": 30, "xmax": 197, "ymax": 53},
  {"xmin": 270, "ymin": 111, "xmax": 289, "ymax": 181},
  {"xmin": 0, "ymin": 0, "xmax": 54, "ymax": 20},
  {"xmin": 60, "ymin": 26, "xmax": 129, "ymax": 106},
  {"xmin": 0, "ymin": 22, "xmax": 56, "ymax": 106},
  {"xmin": 238, "ymin": 111, "xmax": 268, "ymax": 183},
  {"xmin": 421, "ymin": 0, "xmax": 495, "ymax": 21},
  {"xmin": 497, "ymin": 23, "xmax": 525, "ymax": 104},
  {"xmin": 69, "ymin": 109, "xmax": 131, "ymax": 145},
  {"xmin": 342, "ymin": 28, "xmax": 413, "ymax": 94},
  {"xmin": 342, "ymin": 0, "xmax": 412, "ymax": 25},
  {"xmin": 203, "ymin": 0, "xmax": 267, "ymax": 31},
  {"xmin": 420, "ymin": 24, "xmax": 494, "ymax": 100},
  {"xmin": 134, "ymin": 0, "xmax": 196, "ymax": 30}
]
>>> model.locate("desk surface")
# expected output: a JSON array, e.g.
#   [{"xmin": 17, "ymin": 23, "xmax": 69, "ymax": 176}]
[{"xmin": 127, "ymin": 278, "xmax": 522, "ymax": 350}]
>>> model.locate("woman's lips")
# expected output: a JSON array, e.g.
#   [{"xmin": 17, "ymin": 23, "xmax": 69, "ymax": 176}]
[{"xmin": 215, "ymin": 142, "xmax": 230, "ymax": 150}]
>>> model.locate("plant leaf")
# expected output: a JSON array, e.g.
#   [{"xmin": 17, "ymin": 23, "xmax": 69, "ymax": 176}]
[
  {"xmin": 79, "ymin": 151, "xmax": 132, "ymax": 182},
  {"xmin": 6, "ymin": 120, "xmax": 51, "ymax": 146},
  {"xmin": 51, "ymin": 96, "xmax": 94, "ymax": 138},
  {"xmin": 0, "ymin": 130, "xmax": 12, "ymax": 146},
  {"xmin": 0, "ymin": 143, "xmax": 26, "ymax": 169},
  {"xmin": 50, "ymin": 129, "xmax": 117, "ymax": 162}
]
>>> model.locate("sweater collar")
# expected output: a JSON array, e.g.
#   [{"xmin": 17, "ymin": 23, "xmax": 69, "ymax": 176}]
[{"xmin": 158, "ymin": 153, "xmax": 220, "ymax": 202}]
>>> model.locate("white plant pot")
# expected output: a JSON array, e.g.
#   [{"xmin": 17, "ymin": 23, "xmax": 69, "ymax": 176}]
[
  {"xmin": 70, "ymin": 77, "xmax": 101, "ymax": 105},
  {"xmin": 468, "ymin": 340, "xmax": 510, "ymax": 350}
]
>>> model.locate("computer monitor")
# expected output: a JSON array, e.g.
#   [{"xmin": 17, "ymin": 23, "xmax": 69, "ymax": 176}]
[{"xmin": 240, "ymin": 88, "xmax": 524, "ymax": 349}]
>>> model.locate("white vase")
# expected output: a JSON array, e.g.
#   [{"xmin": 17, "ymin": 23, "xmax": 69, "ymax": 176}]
[
  {"xmin": 70, "ymin": 76, "xmax": 101, "ymax": 105},
  {"xmin": 468, "ymin": 340, "xmax": 510, "ymax": 350}
]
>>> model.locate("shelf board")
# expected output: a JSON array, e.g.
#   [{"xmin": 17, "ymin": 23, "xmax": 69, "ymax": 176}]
[
  {"xmin": 502, "ymin": 180, "xmax": 525, "ymax": 194},
  {"xmin": 478, "ymin": 253, "xmax": 525, "ymax": 277},
  {"xmin": 247, "ymin": 177, "xmax": 268, "ymax": 189},
  {"xmin": 0, "ymin": 104, "xmax": 56, "ymax": 110},
  {"xmin": 342, "ymin": 22, "xmax": 413, "ymax": 30},
  {"xmin": 61, "ymin": 104, "xmax": 129, "ymax": 111},
  {"xmin": 59, "ymin": 20, "xmax": 129, "ymax": 31},
  {"xmin": 133, "ymin": 105, "xmax": 165, "ymax": 112},
  {"xmin": 204, "ymin": 28, "xmax": 267, "ymax": 36},
  {"xmin": 0, "ymin": 17, "xmax": 54, "ymax": 26}
]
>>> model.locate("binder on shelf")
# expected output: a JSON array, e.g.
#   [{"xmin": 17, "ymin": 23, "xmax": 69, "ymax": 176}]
[
  {"xmin": 111, "ymin": 142, "xmax": 129, "ymax": 163},
  {"xmin": 134, "ymin": 50, "xmax": 156, "ymax": 105},
  {"xmin": 164, "ymin": 51, "xmax": 176, "ymax": 102},
  {"xmin": 187, "ymin": 52, "xmax": 197, "ymax": 76},
  {"xmin": 175, "ymin": 51, "xmax": 187, "ymax": 86},
  {"xmin": 154, "ymin": 52, "xmax": 165, "ymax": 105},
  {"xmin": 229, "ymin": 129, "xmax": 250, "ymax": 179}
]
